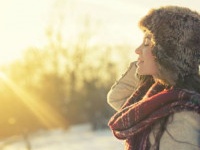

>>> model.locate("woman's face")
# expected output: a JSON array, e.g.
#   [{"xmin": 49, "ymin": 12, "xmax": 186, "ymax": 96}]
[{"xmin": 135, "ymin": 33, "xmax": 158, "ymax": 76}]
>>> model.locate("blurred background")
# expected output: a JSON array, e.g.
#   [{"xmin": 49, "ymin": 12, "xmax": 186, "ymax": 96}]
[{"xmin": 0, "ymin": 0, "xmax": 200, "ymax": 149}]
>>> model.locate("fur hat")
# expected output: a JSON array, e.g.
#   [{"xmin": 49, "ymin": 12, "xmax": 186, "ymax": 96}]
[{"xmin": 139, "ymin": 6, "xmax": 200, "ymax": 84}]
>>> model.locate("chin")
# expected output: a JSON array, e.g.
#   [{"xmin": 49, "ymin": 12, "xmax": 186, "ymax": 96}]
[
  {"xmin": 136, "ymin": 68, "xmax": 158, "ymax": 76},
  {"xmin": 136, "ymin": 69, "xmax": 146, "ymax": 75}
]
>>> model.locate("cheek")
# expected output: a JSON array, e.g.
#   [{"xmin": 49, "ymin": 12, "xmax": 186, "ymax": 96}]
[
  {"xmin": 137, "ymin": 56, "xmax": 158, "ymax": 75},
  {"xmin": 147, "ymin": 61, "xmax": 158, "ymax": 75},
  {"xmin": 146, "ymin": 51, "xmax": 158, "ymax": 74},
  {"xmin": 145, "ymin": 54, "xmax": 157, "ymax": 72}
]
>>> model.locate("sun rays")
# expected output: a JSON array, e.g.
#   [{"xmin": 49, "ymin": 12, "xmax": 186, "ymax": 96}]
[{"xmin": 0, "ymin": 71, "xmax": 67, "ymax": 129}]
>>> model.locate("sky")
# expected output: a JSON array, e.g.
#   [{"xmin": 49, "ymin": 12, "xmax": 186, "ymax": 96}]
[{"xmin": 1, "ymin": 0, "xmax": 200, "ymax": 64}]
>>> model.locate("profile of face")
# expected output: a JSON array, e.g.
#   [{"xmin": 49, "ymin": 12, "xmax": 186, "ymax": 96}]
[{"xmin": 135, "ymin": 33, "xmax": 158, "ymax": 76}]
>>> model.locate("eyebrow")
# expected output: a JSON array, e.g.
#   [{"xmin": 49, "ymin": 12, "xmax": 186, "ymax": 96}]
[
  {"xmin": 143, "ymin": 34, "xmax": 155, "ymax": 45},
  {"xmin": 144, "ymin": 34, "xmax": 151, "ymax": 39}
]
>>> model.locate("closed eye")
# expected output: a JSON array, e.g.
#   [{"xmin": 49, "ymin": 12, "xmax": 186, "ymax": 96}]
[{"xmin": 143, "ymin": 38, "xmax": 150, "ymax": 46}]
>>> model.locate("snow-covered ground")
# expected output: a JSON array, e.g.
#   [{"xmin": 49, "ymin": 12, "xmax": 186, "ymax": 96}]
[{"xmin": 0, "ymin": 124, "xmax": 124, "ymax": 150}]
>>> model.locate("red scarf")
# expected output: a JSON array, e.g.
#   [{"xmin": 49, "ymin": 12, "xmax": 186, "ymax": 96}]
[{"xmin": 108, "ymin": 82, "xmax": 200, "ymax": 150}]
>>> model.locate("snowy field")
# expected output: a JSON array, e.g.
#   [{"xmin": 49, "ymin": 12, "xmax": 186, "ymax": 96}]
[{"xmin": 0, "ymin": 124, "xmax": 124, "ymax": 150}]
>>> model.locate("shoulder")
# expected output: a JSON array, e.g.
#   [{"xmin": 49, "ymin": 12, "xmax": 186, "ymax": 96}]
[{"xmin": 160, "ymin": 111, "xmax": 200, "ymax": 150}]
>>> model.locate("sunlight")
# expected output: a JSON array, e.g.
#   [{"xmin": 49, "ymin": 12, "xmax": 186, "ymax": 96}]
[
  {"xmin": 1, "ymin": 0, "xmax": 200, "ymax": 64},
  {"xmin": 0, "ymin": 72, "xmax": 67, "ymax": 129},
  {"xmin": 0, "ymin": 72, "xmax": 7, "ymax": 81},
  {"xmin": 0, "ymin": 0, "xmax": 53, "ymax": 64}
]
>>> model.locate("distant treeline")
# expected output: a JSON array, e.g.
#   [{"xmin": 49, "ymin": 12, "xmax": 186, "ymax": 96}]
[{"xmin": 0, "ymin": 36, "xmax": 132, "ymax": 139}]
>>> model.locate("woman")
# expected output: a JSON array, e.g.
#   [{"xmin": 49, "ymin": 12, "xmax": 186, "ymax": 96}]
[{"xmin": 108, "ymin": 6, "xmax": 200, "ymax": 150}]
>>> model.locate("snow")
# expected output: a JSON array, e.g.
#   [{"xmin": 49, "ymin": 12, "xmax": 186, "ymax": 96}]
[{"xmin": 1, "ymin": 124, "xmax": 124, "ymax": 150}]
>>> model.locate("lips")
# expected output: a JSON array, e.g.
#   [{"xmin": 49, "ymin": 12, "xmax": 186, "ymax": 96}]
[{"xmin": 136, "ymin": 59, "xmax": 144, "ymax": 66}]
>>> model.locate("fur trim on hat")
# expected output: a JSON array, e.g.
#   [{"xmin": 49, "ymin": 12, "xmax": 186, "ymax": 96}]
[{"xmin": 139, "ymin": 6, "xmax": 200, "ymax": 85}]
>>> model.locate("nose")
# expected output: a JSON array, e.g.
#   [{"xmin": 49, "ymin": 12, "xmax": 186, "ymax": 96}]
[{"xmin": 135, "ymin": 45, "xmax": 142, "ymax": 54}]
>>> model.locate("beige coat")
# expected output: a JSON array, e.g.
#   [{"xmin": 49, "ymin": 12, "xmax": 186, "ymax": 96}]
[
  {"xmin": 107, "ymin": 62, "xmax": 200, "ymax": 150},
  {"xmin": 107, "ymin": 62, "xmax": 139, "ymax": 110}
]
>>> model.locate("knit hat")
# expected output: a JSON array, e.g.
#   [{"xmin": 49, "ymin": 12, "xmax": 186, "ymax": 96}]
[{"xmin": 139, "ymin": 6, "xmax": 200, "ymax": 84}]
